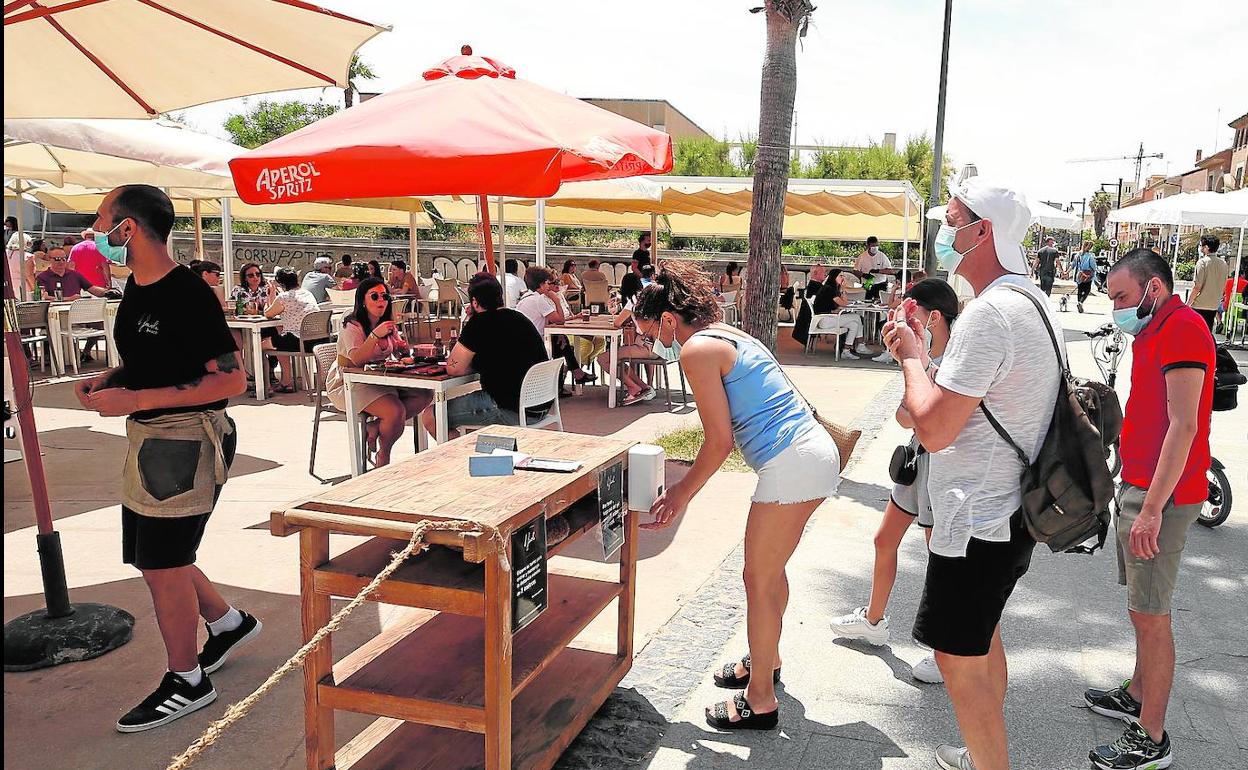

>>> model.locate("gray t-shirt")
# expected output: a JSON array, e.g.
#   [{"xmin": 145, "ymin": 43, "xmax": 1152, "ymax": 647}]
[
  {"xmin": 301, "ymin": 270, "xmax": 335, "ymax": 303},
  {"xmin": 927, "ymin": 275, "xmax": 1065, "ymax": 557}
]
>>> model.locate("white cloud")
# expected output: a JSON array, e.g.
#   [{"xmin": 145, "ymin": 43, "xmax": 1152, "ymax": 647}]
[{"xmin": 182, "ymin": 0, "xmax": 1248, "ymax": 208}]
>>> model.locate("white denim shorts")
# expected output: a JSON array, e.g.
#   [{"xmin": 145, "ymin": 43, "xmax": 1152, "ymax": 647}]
[{"xmin": 751, "ymin": 427, "xmax": 841, "ymax": 504}]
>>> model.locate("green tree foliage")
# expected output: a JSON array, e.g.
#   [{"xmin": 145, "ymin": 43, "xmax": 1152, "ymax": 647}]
[
  {"xmin": 344, "ymin": 54, "xmax": 376, "ymax": 108},
  {"xmin": 223, "ymin": 100, "xmax": 340, "ymax": 149}
]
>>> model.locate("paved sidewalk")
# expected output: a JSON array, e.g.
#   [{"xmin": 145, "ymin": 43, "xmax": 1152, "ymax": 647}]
[{"xmin": 559, "ymin": 293, "xmax": 1248, "ymax": 770}]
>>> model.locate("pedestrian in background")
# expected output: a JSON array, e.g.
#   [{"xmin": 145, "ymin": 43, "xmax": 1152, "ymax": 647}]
[
  {"xmin": 1188, "ymin": 235, "xmax": 1228, "ymax": 332},
  {"xmin": 1085, "ymin": 248, "xmax": 1214, "ymax": 770},
  {"xmin": 1034, "ymin": 236, "xmax": 1061, "ymax": 296},
  {"xmin": 1073, "ymin": 241, "xmax": 1097, "ymax": 313}
]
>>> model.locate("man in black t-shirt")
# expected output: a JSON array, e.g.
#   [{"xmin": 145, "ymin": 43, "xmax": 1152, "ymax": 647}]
[
  {"xmin": 75, "ymin": 185, "xmax": 260, "ymax": 734},
  {"xmin": 423, "ymin": 276, "xmax": 550, "ymax": 436},
  {"xmin": 1033, "ymin": 236, "xmax": 1061, "ymax": 296}
]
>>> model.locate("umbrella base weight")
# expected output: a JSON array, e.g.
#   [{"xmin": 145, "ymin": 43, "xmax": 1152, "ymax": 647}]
[{"xmin": 4, "ymin": 603, "xmax": 135, "ymax": 672}]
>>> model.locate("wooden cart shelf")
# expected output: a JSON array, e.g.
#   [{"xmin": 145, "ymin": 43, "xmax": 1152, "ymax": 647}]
[{"xmin": 273, "ymin": 426, "xmax": 637, "ymax": 770}]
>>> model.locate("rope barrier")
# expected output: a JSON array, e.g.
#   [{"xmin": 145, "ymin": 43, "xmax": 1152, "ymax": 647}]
[{"xmin": 166, "ymin": 519, "xmax": 506, "ymax": 770}]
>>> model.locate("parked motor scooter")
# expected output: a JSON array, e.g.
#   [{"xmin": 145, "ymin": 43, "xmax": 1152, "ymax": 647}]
[{"xmin": 1094, "ymin": 256, "xmax": 1110, "ymax": 294}]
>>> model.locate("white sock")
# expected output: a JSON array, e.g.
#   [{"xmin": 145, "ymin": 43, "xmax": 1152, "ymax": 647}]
[
  {"xmin": 207, "ymin": 606, "xmax": 243, "ymax": 636},
  {"xmin": 174, "ymin": 665, "xmax": 203, "ymax": 687}
]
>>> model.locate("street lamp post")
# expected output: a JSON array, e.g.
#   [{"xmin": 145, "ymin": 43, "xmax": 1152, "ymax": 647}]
[{"xmin": 925, "ymin": 0, "xmax": 954, "ymax": 275}]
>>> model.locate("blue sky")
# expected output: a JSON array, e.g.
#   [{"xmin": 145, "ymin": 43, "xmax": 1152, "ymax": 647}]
[{"xmin": 180, "ymin": 0, "xmax": 1248, "ymax": 208}]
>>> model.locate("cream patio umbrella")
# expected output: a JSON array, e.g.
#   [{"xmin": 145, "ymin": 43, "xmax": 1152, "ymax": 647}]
[{"xmin": 3, "ymin": 0, "xmax": 387, "ymax": 119}]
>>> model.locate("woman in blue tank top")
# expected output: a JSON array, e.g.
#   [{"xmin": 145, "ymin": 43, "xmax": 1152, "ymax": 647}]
[{"xmin": 632, "ymin": 262, "xmax": 840, "ymax": 731}]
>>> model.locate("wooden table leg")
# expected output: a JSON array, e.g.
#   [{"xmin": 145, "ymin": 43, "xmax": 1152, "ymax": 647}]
[
  {"xmin": 617, "ymin": 507, "xmax": 638, "ymax": 662},
  {"xmin": 300, "ymin": 528, "xmax": 334, "ymax": 770},
  {"xmin": 483, "ymin": 551, "xmax": 513, "ymax": 770}
]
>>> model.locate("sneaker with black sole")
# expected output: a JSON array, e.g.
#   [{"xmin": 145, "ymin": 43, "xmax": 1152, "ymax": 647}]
[
  {"xmin": 116, "ymin": 671, "xmax": 216, "ymax": 733},
  {"xmin": 1085, "ymin": 679, "xmax": 1142, "ymax": 722},
  {"xmin": 1089, "ymin": 722, "xmax": 1172, "ymax": 770},
  {"xmin": 199, "ymin": 611, "xmax": 262, "ymax": 674}
]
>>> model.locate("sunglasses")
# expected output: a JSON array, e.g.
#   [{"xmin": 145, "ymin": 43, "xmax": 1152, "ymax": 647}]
[
  {"xmin": 367, "ymin": 291, "xmax": 390, "ymax": 302},
  {"xmin": 245, "ymin": 272, "xmax": 261, "ymax": 278}
]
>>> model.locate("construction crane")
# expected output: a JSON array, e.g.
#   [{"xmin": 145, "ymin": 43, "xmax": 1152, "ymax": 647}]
[{"xmin": 1067, "ymin": 142, "xmax": 1164, "ymax": 189}]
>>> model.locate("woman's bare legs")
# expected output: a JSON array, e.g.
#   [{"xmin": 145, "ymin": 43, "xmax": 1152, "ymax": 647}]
[
  {"xmin": 865, "ymin": 501, "xmax": 917, "ymax": 624},
  {"xmin": 712, "ymin": 496, "xmax": 824, "ymax": 720},
  {"xmin": 363, "ymin": 395, "xmax": 405, "ymax": 466}
]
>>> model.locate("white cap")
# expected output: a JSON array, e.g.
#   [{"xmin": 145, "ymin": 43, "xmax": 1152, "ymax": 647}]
[
  {"xmin": 949, "ymin": 177, "xmax": 1031, "ymax": 275},
  {"xmin": 313, "ymin": 256, "xmax": 332, "ymax": 269}
]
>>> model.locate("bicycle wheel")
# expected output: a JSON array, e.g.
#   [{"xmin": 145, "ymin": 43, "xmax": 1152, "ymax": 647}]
[
  {"xmin": 1105, "ymin": 441, "xmax": 1122, "ymax": 479},
  {"xmin": 1198, "ymin": 466, "xmax": 1232, "ymax": 528}
]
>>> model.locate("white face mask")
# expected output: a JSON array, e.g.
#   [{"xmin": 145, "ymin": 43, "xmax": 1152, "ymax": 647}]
[{"xmin": 868, "ymin": 246, "xmax": 878, "ymax": 255}]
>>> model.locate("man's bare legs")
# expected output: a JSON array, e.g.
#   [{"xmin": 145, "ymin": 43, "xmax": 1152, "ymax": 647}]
[
  {"xmin": 142, "ymin": 567, "xmax": 200, "ymax": 672},
  {"xmin": 1124, "ymin": 609, "xmax": 1174, "ymax": 742},
  {"xmin": 935, "ymin": 625, "xmax": 1009, "ymax": 770}
]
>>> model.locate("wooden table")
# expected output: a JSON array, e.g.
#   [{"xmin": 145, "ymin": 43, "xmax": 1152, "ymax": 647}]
[
  {"xmin": 544, "ymin": 316, "xmax": 625, "ymax": 408},
  {"xmin": 341, "ymin": 366, "xmax": 481, "ymax": 476},
  {"xmin": 271, "ymin": 426, "xmax": 638, "ymax": 770},
  {"xmin": 226, "ymin": 316, "xmax": 283, "ymax": 401},
  {"xmin": 47, "ymin": 299, "xmax": 121, "ymax": 375}
]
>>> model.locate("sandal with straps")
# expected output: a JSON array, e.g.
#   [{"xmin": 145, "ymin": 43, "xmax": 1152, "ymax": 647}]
[
  {"xmin": 713, "ymin": 653, "xmax": 781, "ymax": 689},
  {"xmin": 705, "ymin": 691, "xmax": 779, "ymax": 731}
]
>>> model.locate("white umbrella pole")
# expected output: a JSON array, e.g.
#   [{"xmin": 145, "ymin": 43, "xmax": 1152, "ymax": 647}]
[
  {"xmin": 192, "ymin": 199, "xmax": 204, "ymax": 260},
  {"xmin": 535, "ymin": 199, "xmax": 547, "ymax": 268},
  {"xmin": 497, "ymin": 199, "xmax": 509, "ymax": 307},
  {"xmin": 13, "ymin": 179, "xmax": 28, "ymax": 301},
  {"xmin": 409, "ymin": 211, "xmax": 420, "ymax": 281},
  {"xmin": 650, "ymin": 213, "xmax": 659, "ymax": 264},
  {"xmin": 221, "ymin": 198, "xmax": 234, "ymax": 294},
  {"xmin": 164, "ymin": 188, "xmax": 175, "ymax": 254},
  {"xmin": 902, "ymin": 194, "xmax": 910, "ymax": 289}
]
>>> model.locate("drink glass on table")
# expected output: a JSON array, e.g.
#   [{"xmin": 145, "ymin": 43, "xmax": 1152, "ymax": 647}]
[{"xmin": 581, "ymin": 308, "xmax": 591, "ymax": 321}]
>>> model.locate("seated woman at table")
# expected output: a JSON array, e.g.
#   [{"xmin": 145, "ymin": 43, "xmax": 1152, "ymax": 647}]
[
  {"xmin": 230, "ymin": 262, "xmax": 268, "ymax": 313},
  {"xmin": 560, "ymin": 259, "xmax": 582, "ymax": 298},
  {"xmin": 718, "ymin": 261, "xmax": 743, "ymax": 296},
  {"xmin": 596, "ymin": 293, "xmax": 655, "ymax": 406},
  {"xmin": 262, "ymin": 267, "xmax": 321, "ymax": 393},
  {"xmin": 341, "ymin": 261, "xmax": 369, "ymax": 291},
  {"xmin": 423, "ymin": 277, "xmax": 549, "ymax": 438},
  {"xmin": 366, "ymin": 260, "xmax": 383, "ymax": 280},
  {"xmin": 630, "ymin": 261, "xmax": 840, "ymax": 732},
  {"xmin": 812, "ymin": 269, "xmax": 873, "ymax": 359},
  {"xmin": 327, "ymin": 278, "xmax": 432, "ymax": 466}
]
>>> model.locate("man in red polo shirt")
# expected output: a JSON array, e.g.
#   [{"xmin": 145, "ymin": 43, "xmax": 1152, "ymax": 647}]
[{"xmin": 1085, "ymin": 248, "xmax": 1214, "ymax": 770}]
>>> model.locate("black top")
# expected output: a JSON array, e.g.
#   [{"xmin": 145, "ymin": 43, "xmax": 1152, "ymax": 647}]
[
  {"xmin": 790, "ymin": 278, "xmax": 825, "ymax": 345},
  {"xmin": 619, "ymin": 272, "xmax": 642, "ymax": 304},
  {"xmin": 1035, "ymin": 247, "xmax": 1060, "ymax": 276},
  {"xmin": 459, "ymin": 308, "xmax": 550, "ymax": 412},
  {"xmin": 812, "ymin": 280, "xmax": 843, "ymax": 314},
  {"xmin": 113, "ymin": 265, "xmax": 238, "ymax": 419}
]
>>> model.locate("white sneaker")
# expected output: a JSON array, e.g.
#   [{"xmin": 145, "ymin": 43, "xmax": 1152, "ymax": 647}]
[
  {"xmin": 873, "ymin": 351, "xmax": 894, "ymax": 364},
  {"xmin": 853, "ymin": 343, "xmax": 874, "ymax": 356},
  {"xmin": 828, "ymin": 606, "xmax": 889, "ymax": 645},
  {"xmin": 839, "ymin": 349, "xmax": 860, "ymax": 360},
  {"xmin": 912, "ymin": 653, "xmax": 944, "ymax": 684},
  {"xmin": 935, "ymin": 744, "xmax": 975, "ymax": 769}
]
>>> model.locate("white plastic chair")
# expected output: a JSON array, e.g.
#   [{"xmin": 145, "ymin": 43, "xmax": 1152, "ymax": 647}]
[
  {"xmin": 268, "ymin": 309, "xmax": 334, "ymax": 394},
  {"xmin": 516, "ymin": 358, "xmax": 565, "ymax": 430},
  {"xmin": 326, "ymin": 288, "xmax": 355, "ymax": 307},
  {"xmin": 61, "ymin": 297, "xmax": 108, "ymax": 374},
  {"xmin": 804, "ymin": 297, "xmax": 859, "ymax": 360}
]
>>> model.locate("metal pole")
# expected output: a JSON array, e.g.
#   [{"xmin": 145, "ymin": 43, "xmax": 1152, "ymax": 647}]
[
  {"xmin": 192, "ymin": 199, "xmax": 204, "ymax": 261},
  {"xmin": 163, "ymin": 188, "xmax": 175, "ymax": 255},
  {"xmin": 650, "ymin": 213, "xmax": 659, "ymax": 265},
  {"xmin": 478, "ymin": 195, "xmax": 496, "ymax": 276},
  {"xmin": 409, "ymin": 211, "xmax": 420, "ymax": 281},
  {"xmin": 12, "ymin": 179, "xmax": 29, "ymax": 301},
  {"xmin": 535, "ymin": 199, "xmax": 547, "ymax": 268},
  {"xmin": 902, "ymin": 193, "xmax": 910, "ymax": 288},
  {"xmin": 925, "ymin": 0, "xmax": 954, "ymax": 275},
  {"xmin": 497, "ymin": 199, "xmax": 509, "ymax": 307},
  {"xmin": 220, "ymin": 198, "xmax": 235, "ymax": 294}
]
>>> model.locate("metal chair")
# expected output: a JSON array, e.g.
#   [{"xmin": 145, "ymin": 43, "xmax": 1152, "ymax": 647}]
[
  {"xmin": 16, "ymin": 301, "xmax": 56, "ymax": 374},
  {"xmin": 268, "ymin": 309, "xmax": 334, "ymax": 394},
  {"xmin": 60, "ymin": 297, "xmax": 108, "ymax": 375},
  {"xmin": 636, "ymin": 355, "xmax": 689, "ymax": 410}
]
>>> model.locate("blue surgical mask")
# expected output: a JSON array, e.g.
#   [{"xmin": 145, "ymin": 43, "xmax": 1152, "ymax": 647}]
[
  {"xmin": 934, "ymin": 224, "xmax": 964, "ymax": 274},
  {"xmin": 651, "ymin": 316, "xmax": 681, "ymax": 362},
  {"xmin": 94, "ymin": 219, "xmax": 131, "ymax": 265},
  {"xmin": 1112, "ymin": 280, "xmax": 1159, "ymax": 336}
]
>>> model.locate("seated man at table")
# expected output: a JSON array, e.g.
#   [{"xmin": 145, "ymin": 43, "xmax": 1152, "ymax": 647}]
[
  {"xmin": 424, "ymin": 276, "xmax": 550, "ymax": 437},
  {"xmin": 191, "ymin": 261, "xmax": 228, "ymax": 308},
  {"xmin": 334, "ymin": 253, "xmax": 354, "ymax": 280},
  {"xmin": 517, "ymin": 266, "xmax": 595, "ymax": 389},
  {"xmin": 301, "ymin": 256, "xmax": 336, "ymax": 303},
  {"xmin": 36, "ymin": 251, "xmax": 111, "ymax": 301},
  {"xmin": 388, "ymin": 259, "xmax": 421, "ymax": 297},
  {"xmin": 581, "ymin": 259, "xmax": 608, "ymax": 284}
]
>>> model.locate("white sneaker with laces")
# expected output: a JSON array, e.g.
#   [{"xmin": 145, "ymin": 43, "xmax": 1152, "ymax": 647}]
[
  {"xmin": 935, "ymin": 744, "xmax": 975, "ymax": 769},
  {"xmin": 828, "ymin": 606, "xmax": 889, "ymax": 645},
  {"xmin": 839, "ymin": 349, "xmax": 860, "ymax": 360},
  {"xmin": 912, "ymin": 653, "xmax": 944, "ymax": 683},
  {"xmin": 854, "ymin": 343, "xmax": 874, "ymax": 356},
  {"xmin": 873, "ymin": 351, "xmax": 894, "ymax": 364}
]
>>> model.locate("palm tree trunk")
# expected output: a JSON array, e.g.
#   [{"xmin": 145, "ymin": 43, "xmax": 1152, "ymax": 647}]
[
  {"xmin": 743, "ymin": 2, "xmax": 805, "ymax": 350},
  {"xmin": 344, "ymin": 87, "xmax": 354, "ymax": 109}
]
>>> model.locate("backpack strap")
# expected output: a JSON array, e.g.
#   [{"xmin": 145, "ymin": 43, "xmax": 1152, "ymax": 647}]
[{"xmin": 979, "ymin": 402, "xmax": 1030, "ymax": 466}]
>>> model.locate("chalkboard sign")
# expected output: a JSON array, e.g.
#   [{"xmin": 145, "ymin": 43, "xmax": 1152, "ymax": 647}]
[
  {"xmin": 598, "ymin": 461, "xmax": 624, "ymax": 558},
  {"xmin": 511, "ymin": 515, "xmax": 548, "ymax": 632}
]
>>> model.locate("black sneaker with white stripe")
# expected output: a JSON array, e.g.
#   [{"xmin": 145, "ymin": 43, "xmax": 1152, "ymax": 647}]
[
  {"xmin": 1089, "ymin": 722, "xmax": 1172, "ymax": 769},
  {"xmin": 116, "ymin": 671, "xmax": 216, "ymax": 733},
  {"xmin": 1085, "ymin": 679, "xmax": 1142, "ymax": 722},
  {"xmin": 199, "ymin": 611, "xmax": 262, "ymax": 674}
]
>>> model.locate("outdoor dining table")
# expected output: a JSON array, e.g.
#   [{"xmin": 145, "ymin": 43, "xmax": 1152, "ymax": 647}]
[
  {"xmin": 341, "ymin": 365, "xmax": 481, "ymax": 476},
  {"xmin": 226, "ymin": 315, "xmax": 282, "ymax": 401},
  {"xmin": 269, "ymin": 425, "xmax": 638, "ymax": 770},
  {"xmin": 46, "ymin": 298, "xmax": 122, "ymax": 375},
  {"xmin": 845, "ymin": 303, "xmax": 891, "ymax": 344},
  {"xmin": 543, "ymin": 315, "xmax": 625, "ymax": 408}
]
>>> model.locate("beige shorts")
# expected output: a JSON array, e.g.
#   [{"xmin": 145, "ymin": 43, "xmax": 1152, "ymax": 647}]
[{"xmin": 1115, "ymin": 483, "xmax": 1201, "ymax": 615}]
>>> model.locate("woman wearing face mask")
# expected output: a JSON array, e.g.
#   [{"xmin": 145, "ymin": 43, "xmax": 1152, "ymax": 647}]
[
  {"xmin": 828, "ymin": 278, "xmax": 959, "ymax": 683},
  {"xmin": 811, "ymin": 269, "xmax": 874, "ymax": 359},
  {"xmin": 632, "ymin": 262, "xmax": 841, "ymax": 732},
  {"xmin": 325, "ymin": 278, "xmax": 431, "ymax": 467}
]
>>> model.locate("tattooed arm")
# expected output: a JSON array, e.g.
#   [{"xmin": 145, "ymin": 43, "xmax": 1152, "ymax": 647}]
[{"xmin": 84, "ymin": 352, "xmax": 247, "ymax": 417}]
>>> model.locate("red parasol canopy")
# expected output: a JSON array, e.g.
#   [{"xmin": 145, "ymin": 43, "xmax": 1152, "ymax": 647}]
[{"xmin": 227, "ymin": 47, "xmax": 674, "ymax": 205}]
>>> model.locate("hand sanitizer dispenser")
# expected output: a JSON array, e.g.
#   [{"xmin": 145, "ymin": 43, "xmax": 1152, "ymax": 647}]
[{"xmin": 627, "ymin": 444, "xmax": 665, "ymax": 512}]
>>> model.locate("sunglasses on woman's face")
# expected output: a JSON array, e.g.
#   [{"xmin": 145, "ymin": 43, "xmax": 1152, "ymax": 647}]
[
  {"xmin": 245, "ymin": 272, "xmax": 261, "ymax": 279},
  {"xmin": 367, "ymin": 291, "xmax": 390, "ymax": 302}
]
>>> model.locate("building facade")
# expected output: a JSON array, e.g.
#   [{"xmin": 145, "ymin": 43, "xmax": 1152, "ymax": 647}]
[{"xmin": 580, "ymin": 98, "xmax": 712, "ymax": 141}]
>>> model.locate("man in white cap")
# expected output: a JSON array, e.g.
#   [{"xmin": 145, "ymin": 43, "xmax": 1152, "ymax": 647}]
[
  {"xmin": 301, "ymin": 256, "xmax": 336, "ymax": 303},
  {"xmin": 883, "ymin": 177, "xmax": 1065, "ymax": 770}
]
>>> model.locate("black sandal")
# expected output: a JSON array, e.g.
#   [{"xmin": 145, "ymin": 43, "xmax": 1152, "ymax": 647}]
[
  {"xmin": 712, "ymin": 654, "xmax": 781, "ymax": 689},
  {"xmin": 705, "ymin": 692, "xmax": 779, "ymax": 731}
]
